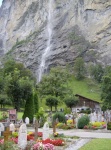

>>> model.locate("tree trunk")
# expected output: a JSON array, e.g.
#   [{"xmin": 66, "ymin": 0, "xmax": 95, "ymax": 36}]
[
  {"xmin": 51, "ymin": 106, "xmax": 52, "ymax": 111},
  {"xmin": 34, "ymin": 119, "xmax": 38, "ymax": 140},
  {"xmin": 53, "ymin": 121, "xmax": 56, "ymax": 133}
]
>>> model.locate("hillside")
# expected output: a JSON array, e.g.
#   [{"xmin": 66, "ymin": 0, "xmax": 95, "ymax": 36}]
[{"xmin": 68, "ymin": 77, "xmax": 101, "ymax": 102}]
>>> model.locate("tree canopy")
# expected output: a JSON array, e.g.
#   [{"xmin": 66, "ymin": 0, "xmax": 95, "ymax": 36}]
[
  {"xmin": 101, "ymin": 76, "xmax": 111, "ymax": 110},
  {"xmin": 38, "ymin": 66, "xmax": 72, "ymax": 100},
  {"xmin": 1, "ymin": 59, "xmax": 36, "ymax": 110}
]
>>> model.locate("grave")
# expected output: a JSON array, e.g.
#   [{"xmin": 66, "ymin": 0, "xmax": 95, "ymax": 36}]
[
  {"xmin": 0, "ymin": 122, "xmax": 4, "ymax": 136},
  {"xmin": 43, "ymin": 122, "xmax": 50, "ymax": 140},
  {"xmin": 10, "ymin": 122, "xmax": 15, "ymax": 132},
  {"xmin": 18, "ymin": 123, "xmax": 27, "ymax": 149},
  {"xmin": 3, "ymin": 127, "xmax": 12, "ymax": 142},
  {"xmin": 9, "ymin": 109, "xmax": 17, "ymax": 123},
  {"xmin": 25, "ymin": 117, "xmax": 29, "ymax": 125}
]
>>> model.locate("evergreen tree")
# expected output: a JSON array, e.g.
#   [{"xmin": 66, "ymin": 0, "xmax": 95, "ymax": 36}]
[
  {"xmin": 22, "ymin": 92, "xmax": 35, "ymax": 123},
  {"xmin": 33, "ymin": 90, "xmax": 39, "ymax": 114}
]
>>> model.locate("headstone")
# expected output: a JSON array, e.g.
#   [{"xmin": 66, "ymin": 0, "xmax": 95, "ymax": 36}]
[
  {"xmin": 10, "ymin": 122, "xmax": 15, "ymax": 132},
  {"xmin": 0, "ymin": 123, "xmax": 4, "ymax": 136},
  {"xmin": 43, "ymin": 122, "xmax": 50, "ymax": 140},
  {"xmin": 75, "ymin": 117, "xmax": 78, "ymax": 128},
  {"xmin": 98, "ymin": 113, "xmax": 102, "ymax": 122},
  {"xmin": 33, "ymin": 116, "xmax": 36, "ymax": 125},
  {"xmin": 9, "ymin": 109, "xmax": 17, "ymax": 123},
  {"xmin": 3, "ymin": 127, "xmax": 12, "ymax": 142},
  {"xmin": 18, "ymin": 123, "xmax": 27, "ymax": 149},
  {"xmin": 25, "ymin": 117, "xmax": 29, "ymax": 125}
]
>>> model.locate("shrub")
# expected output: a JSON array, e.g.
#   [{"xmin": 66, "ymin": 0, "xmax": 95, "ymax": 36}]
[
  {"xmin": 56, "ymin": 123, "xmax": 64, "ymax": 128},
  {"xmin": 107, "ymin": 122, "xmax": 111, "ymax": 130},
  {"xmin": 53, "ymin": 112, "xmax": 66, "ymax": 123},
  {"xmin": 78, "ymin": 115, "xmax": 90, "ymax": 129}
]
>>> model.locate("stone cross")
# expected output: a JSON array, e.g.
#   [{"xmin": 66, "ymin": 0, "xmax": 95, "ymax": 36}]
[{"xmin": 3, "ymin": 127, "xmax": 12, "ymax": 142}]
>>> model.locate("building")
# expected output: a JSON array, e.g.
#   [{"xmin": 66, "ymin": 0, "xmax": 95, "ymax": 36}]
[{"xmin": 72, "ymin": 94, "xmax": 101, "ymax": 113}]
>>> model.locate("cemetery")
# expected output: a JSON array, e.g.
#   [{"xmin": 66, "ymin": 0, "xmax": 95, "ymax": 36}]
[{"xmin": 0, "ymin": 107, "xmax": 110, "ymax": 150}]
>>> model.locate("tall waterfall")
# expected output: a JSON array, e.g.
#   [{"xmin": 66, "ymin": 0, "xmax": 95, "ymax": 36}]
[{"xmin": 38, "ymin": 0, "xmax": 53, "ymax": 82}]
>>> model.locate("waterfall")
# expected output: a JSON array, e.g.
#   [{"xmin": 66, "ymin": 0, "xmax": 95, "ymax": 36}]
[{"xmin": 38, "ymin": 0, "xmax": 53, "ymax": 82}]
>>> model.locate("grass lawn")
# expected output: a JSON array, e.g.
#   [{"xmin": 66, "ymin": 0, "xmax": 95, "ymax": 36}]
[
  {"xmin": 0, "ymin": 111, "xmax": 23, "ymax": 120},
  {"xmin": 68, "ymin": 76, "xmax": 101, "ymax": 102},
  {"xmin": 80, "ymin": 139, "xmax": 111, "ymax": 150}
]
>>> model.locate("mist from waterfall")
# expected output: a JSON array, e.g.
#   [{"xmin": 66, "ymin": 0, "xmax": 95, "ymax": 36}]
[{"xmin": 38, "ymin": 0, "xmax": 53, "ymax": 82}]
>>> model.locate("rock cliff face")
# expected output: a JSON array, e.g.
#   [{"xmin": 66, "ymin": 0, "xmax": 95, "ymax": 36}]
[{"xmin": 0, "ymin": 0, "xmax": 111, "ymax": 80}]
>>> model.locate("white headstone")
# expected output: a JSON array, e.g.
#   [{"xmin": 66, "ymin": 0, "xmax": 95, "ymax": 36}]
[
  {"xmin": 75, "ymin": 117, "xmax": 78, "ymax": 129},
  {"xmin": 18, "ymin": 124, "xmax": 27, "ymax": 149},
  {"xmin": 33, "ymin": 117, "xmax": 36, "ymax": 124},
  {"xmin": 0, "ymin": 123, "xmax": 4, "ymax": 136},
  {"xmin": 43, "ymin": 122, "xmax": 49, "ymax": 140},
  {"xmin": 10, "ymin": 122, "xmax": 15, "ymax": 132},
  {"xmin": 25, "ymin": 117, "xmax": 29, "ymax": 125}
]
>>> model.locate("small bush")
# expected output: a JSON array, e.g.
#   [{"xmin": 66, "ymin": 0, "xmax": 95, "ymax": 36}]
[
  {"xmin": 107, "ymin": 122, "xmax": 111, "ymax": 130},
  {"xmin": 53, "ymin": 112, "xmax": 66, "ymax": 123},
  {"xmin": 78, "ymin": 115, "xmax": 90, "ymax": 129}
]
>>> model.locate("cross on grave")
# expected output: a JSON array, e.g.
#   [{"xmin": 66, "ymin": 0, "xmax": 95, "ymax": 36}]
[{"xmin": 3, "ymin": 127, "xmax": 12, "ymax": 142}]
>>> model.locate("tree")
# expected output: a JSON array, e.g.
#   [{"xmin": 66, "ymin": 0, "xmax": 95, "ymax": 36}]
[
  {"xmin": 0, "ymin": 94, "xmax": 10, "ymax": 108},
  {"xmin": 4, "ymin": 60, "xmax": 35, "ymax": 111},
  {"xmin": 38, "ymin": 66, "xmax": 72, "ymax": 100},
  {"xmin": 101, "ymin": 76, "xmax": 111, "ymax": 109},
  {"xmin": 46, "ymin": 96, "xmax": 58, "ymax": 111},
  {"xmin": 64, "ymin": 96, "xmax": 78, "ymax": 111},
  {"xmin": 74, "ymin": 57, "xmax": 86, "ymax": 80},
  {"xmin": 33, "ymin": 90, "xmax": 39, "ymax": 114},
  {"xmin": 89, "ymin": 63, "xmax": 104, "ymax": 83},
  {"xmin": 22, "ymin": 92, "xmax": 34, "ymax": 123}
]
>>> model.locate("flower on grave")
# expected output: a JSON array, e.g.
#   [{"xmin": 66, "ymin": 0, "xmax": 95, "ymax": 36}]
[
  {"xmin": 0, "ymin": 139, "xmax": 4, "ymax": 144},
  {"xmin": 33, "ymin": 142, "xmax": 54, "ymax": 150},
  {"xmin": 53, "ymin": 132, "xmax": 58, "ymax": 137}
]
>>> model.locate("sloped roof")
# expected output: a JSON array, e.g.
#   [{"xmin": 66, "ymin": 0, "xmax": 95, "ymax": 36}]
[{"xmin": 75, "ymin": 94, "xmax": 100, "ymax": 104}]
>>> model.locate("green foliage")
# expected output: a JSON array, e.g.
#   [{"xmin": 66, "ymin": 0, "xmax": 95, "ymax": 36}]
[
  {"xmin": 22, "ymin": 92, "xmax": 34, "ymax": 123},
  {"xmin": 101, "ymin": 76, "xmax": 111, "ymax": 108},
  {"xmin": 3, "ymin": 60, "xmax": 35, "ymax": 110},
  {"xmin": 33, "ymin": 90, "xmax": 39, "ymax": 114},
  {"xmin": 64, "ymin": 96, "xmax": 78, "ymax": 110},
  {"xmin": 64, "ymin": 107, "xmax": 71, "ymax": 114},
  {"xmin": 0, "ymin": 141, "xmax": 19, "ymax": 150},
  {"xmin": 46, "ymin": 96, "xmax": 58, "ymax": 111},
  {"xmin": 0, "ymin": 94, "xmax": 10, "ymax": 108},
  {"xmin": 80, "ymin": 108, "xmax": 91, "ymax": 114},
  {"xmin": 36, "ymin": 107, "xmax": 45, "ymax": 120},
  {"xmin": 53, "ymin": 112, "xmax": 66, "ymax": 123},
  {"xmin": 107, "ymin": 122, "xmax": 111, "ymax": 130},
  {"xmin": 89, "ymin": 63, "xmax": 104, "ymax": 83},
  {"xmin": 74, "ymin": 57, "xmax": 86, "ymax": 80},
  {"xmin": 77, "ymin": 115, "xmax": 90, "ymax": 129},
  {"xmin": 38, "ymin": 66, "xmax": 72, "ymax": 100},
  {"xmin": 35, "ymin": 107, "xmax": 46, "ymax": 127}
]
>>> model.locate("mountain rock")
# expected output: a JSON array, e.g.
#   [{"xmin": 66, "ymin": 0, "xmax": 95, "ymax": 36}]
[{"xmin": 0, "ymin": 0, "xmax": 111, "ymax": 80}]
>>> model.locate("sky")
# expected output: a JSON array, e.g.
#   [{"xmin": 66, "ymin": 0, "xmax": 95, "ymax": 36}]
[{"xmin": 0, "ymin": 0, "xmax": 3, "ymax": 7}]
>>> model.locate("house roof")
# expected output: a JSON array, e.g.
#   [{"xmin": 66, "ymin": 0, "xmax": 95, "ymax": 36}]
[{"xmin": 75, "ymin": 94, "xmax": 100, "ymax": 104}]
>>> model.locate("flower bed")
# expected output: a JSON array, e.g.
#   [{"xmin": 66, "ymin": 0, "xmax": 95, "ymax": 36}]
[
  {"xmin": 56, "ymin": 120, "xmax": 76, "ymax": 129},
  {"xmin": 84, "ymin": 122, "xmax": 106, "ymax": 130},
  {"xmin": 0, "ymin": 132, "xmax": 65, "ymax": 150}
]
